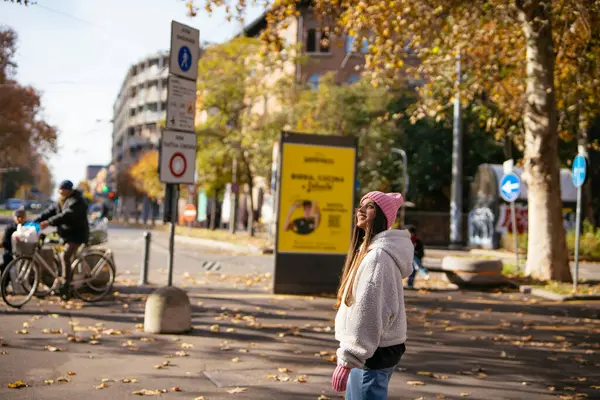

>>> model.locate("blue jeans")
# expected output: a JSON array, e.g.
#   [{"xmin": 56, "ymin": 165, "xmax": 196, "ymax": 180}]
[
  {"xmin": 345, "ymin": 367, "xmax": 395, "ymax": 400},
  {"xmin": 408, "ymin": 256, "xmax": 427, "ymax": 288}
]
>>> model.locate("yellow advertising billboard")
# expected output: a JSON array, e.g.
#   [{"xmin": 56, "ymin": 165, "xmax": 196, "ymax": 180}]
[{"xmin": 277, "ymin": 143, "xmax": 356, "ymax": 254}]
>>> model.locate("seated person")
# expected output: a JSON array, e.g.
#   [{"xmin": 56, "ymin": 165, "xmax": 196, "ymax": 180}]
[{"xmin": 1, "ymin": 207, "xmax": 27, "ymax": 273}]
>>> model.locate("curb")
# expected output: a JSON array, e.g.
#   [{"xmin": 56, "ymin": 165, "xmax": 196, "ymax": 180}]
[
  {"xmin": 109, "ymin": 221, "xmax": 264, "ymax": 255},
  {"xmin": 519, "ymin": 285, "xmax": 600, "ymax": 302},
  {"xmin": 174, "ymin": 235, "xmax": 261, "ymax": 255}
]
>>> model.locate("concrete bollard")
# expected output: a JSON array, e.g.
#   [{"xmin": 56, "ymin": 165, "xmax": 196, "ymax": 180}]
[
  {"xmin": 138, "ymin": 231, "xmax": 151, "ymax": 286},
  {"xmin": 144, "ymin": 286, "xmax": 192, "ymax": 334}
]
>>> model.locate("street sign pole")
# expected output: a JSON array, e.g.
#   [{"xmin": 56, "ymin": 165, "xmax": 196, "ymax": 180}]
[
  {"xmin": 510, "ymin": 200, "xmax": 518, "ymax": 269},
  {"xmin": 500, "ymin": 166, "xmax": 521, "ymax": 271},
  {"xmin": 572, "ymin": 152, "xmax": 588, "ymax": 292},
  {"xmin": 574, "ymin": 183, "xmax": 582, "ymax": 292},
  {"xmin": 167, "ymin": 184, "xmax": 178, "ymax": 287}
]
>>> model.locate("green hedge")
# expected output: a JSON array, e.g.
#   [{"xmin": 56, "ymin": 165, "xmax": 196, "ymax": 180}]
[{"xmin": 502, "ymin": 221, "xmax": 600, "ymax": 261}]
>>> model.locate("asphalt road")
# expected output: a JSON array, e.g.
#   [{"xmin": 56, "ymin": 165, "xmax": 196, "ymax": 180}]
[{"xmin": 107, "ymin": 225, "xmax": 275, "ymax": 288}]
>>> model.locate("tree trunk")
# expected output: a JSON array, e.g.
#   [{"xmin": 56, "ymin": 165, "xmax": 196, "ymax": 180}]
[
  {"xmin": 240, "ymin": 151, "xmax": 255, "ymax": 237},
  {"xmin": 519, "ymin": 2, "xmax": 571, "ymax": 281},
  {"xmin": 209, "ymin": 192, "xmax": 218, "ymax": 230}
]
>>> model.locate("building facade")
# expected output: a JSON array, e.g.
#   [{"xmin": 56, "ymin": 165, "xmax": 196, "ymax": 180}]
[
  {"xmin": 243, "ymin": 8, "xmax": 366, "ymax": 89},
  {"xmin": 110, "ymin": 51, "xmax": 169, "ymax": 216}
]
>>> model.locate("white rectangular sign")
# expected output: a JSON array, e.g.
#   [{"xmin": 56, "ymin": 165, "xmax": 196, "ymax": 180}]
[
  {"xmin": 170, "ymin": 21, "xmax": 200, "ymax": 81},
  {"xmin": 159, "ymin": 130, "xmax": 197, "ymax": 184},
  {"xmin": 166, "ymin": 75, "xmax": 197, "ymax": 132}
]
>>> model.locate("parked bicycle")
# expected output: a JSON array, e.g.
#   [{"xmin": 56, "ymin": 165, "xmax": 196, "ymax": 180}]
[{"xmin": 1, "ymin": 225, "xmax": 115, "ymax": 308}]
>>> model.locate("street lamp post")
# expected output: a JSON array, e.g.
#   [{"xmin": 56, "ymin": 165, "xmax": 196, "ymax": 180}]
[
  {"xmin": 391, "ymin": 148, "xmax": 409, "ymax": 227},
  {"xmin": 449, "ymin": 49, "xmax": 464, "ymax": 248}
]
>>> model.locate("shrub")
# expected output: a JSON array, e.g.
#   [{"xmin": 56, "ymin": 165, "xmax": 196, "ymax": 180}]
[{"xmin": 502, "ymin": 220, "xmax": 600, "ymax": 261}]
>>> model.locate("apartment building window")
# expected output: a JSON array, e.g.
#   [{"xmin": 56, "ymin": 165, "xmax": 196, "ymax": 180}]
[
  {"xmin": 320, "ymin": 31, "xmax": 330, "ymax": 53},
  {"xmin": 146, "ymin": 103, "xmax": 158, "ymax": 112},
  {"xmin": 307, "ymin": 29, "xmax": 317, "ymax": 53},
  {"xmin": 306, "ymin": 29, "xmax": 331, "ymax": 54},
  {"xmin": 308, "ymin": 74, "xmax": 320, "ymax": 89}
]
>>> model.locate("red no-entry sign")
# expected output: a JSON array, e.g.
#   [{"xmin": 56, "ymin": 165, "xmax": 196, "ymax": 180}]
[
  {"xmin": 169, "ymin": 152, "xmax": 187, "ymax": 177},
  {"xmin": 183, "ymin": 203, "xmax": 197, "ymax": 222},
  {"xmin": 159, "ymin": 130, "xmax": 196, "ymax": 184}
]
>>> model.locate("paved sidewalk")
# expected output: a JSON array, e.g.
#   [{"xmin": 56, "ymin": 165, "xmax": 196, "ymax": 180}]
[{"xmin": 1, "ymin": 280, "xmax": 599, "ymax": 400}]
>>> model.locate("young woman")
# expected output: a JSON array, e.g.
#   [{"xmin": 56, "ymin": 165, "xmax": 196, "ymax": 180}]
[{"xmin": 332, "ymin": 191, "xmax": 414, "ymax": 399}]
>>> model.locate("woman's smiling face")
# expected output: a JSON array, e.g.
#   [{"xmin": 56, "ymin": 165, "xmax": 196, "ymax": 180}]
[{"xmin": 356, "ymin": 198, "xmax": 376, "ymax": 230}]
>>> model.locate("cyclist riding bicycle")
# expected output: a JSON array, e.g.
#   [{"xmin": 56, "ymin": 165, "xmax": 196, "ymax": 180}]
[{"xmin": 35, "ymin": 180, "xmax": 89, "ymax": 300}]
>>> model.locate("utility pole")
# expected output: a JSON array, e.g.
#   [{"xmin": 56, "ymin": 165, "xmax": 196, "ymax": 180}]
[
  {"xmin": 391, "ymin": 148, "xmax": 409, "ymax": 227},
  {"xmin": 449, "ymin": 48, "xmax": 463, "ymax": 248},
  {"xmin": 229, "ymin": 155, "xmax": 238, "ymax": 234}
]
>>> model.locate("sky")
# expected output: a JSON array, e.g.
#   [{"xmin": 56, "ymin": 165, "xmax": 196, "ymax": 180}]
[{"xmin": 1, "ymin": 0, "xmax": 263, "ymax": 191}]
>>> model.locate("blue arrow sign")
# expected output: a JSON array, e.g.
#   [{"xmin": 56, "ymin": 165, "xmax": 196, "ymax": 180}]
[
  {"xmin": 500, "ymin": 173, "xmax": 521, "ymax": 202},
  {"xmin": 572, "ymin": 154, "xmax": 587, "ymax": 188}
]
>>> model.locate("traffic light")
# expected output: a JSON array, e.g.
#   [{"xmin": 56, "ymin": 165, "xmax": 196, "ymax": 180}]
[
  {"xmin": 102, "ymin": 185, "xmax": 109, "ymax": 193},
  {"xmin": 108, "ymin": 192, "xmax": 116, "ymax": 200}
]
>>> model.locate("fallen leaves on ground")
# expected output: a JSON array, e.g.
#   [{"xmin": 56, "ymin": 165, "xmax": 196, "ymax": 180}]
[
  {"xmin": 170, "ymin": 386, "xmax": 182, "ymax": 392},
  {"xmin": 295, "ymin": 375, "xmax": 308, "ymax": 383},
  {"xmin": 180, "ymin": 343, "xmax": 194, "ymax": 349},
  {"xmin": 226, "ymin": 387, "xmax": 247, "ymax": 394},
  {"xmin": 317, "ymin": 396, "xmax": 330, "ymax": 400},
  {"xmin": 67, "ymin": 371, "xmax": 76, "ymax": 376},
  {"xmin": 194, "ymin": 397, "xmax": 205, "ymax": 400},
  {"xmin": 7, "ymin": 380, "xmax": 27, "ymax": 389},
  {"xmin": 101, "ymin": 378, "xmax": 116, "ymax": 383},
  {"xmin": 416, "ymin": 371, "xmax": 448, "ymax": 380},
  {"xmin": 231, "ymin": 357, "xmax": 240, "ymax": 363},
  {"xmin": 44, "ymin": 379, "xmax": 54, "ymax": 385},
  {"xmin": 436, "ymin": 395, "xmax": 446, "ymax": 399},
  {"xmin": 407, "ymin": 380, "xmax": 425, "ymax": 386},
  {"xmin": 460, "ymin": 393, "xmax": 470, "ymax": 397},
  {"xmin": 41, "ymin": 328, "xmax": 62, "ymax": 334},
  {"xmin": 278, "ymin": 367, "xmax": 291, "ymax": 373},
  {"xmin": 45, "ymin": 345, "xmax": 63, "ymax": 352},
  {"xmin": 16, "ymin": 329, "xmax": 28, "ymax": 335},
  {"xmin": 210, "ymin": 324, "xmax": 220, "ymax": 333},
  {"xmin": 56, "ymin": 377, "xmax": 70, "ymax": 383},
  {"xmin": 122, "ymin": 378, "xmax": 139, "ymax": 383},
  {"xmin": 175, "ymin": 350, "xmax": 189, "ymax": 357},
  {"xmin": 132, "ymin": 389, "xmax": 167, "ymax": 396}
]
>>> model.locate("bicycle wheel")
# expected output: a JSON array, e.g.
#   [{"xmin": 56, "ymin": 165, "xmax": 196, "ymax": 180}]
[
  {"xmin": 71, "ymin": 250, "xmax": 115, "ymax": 302},
  {"xmin": 35, "ymin": 251, "xmax": 62, "ymax": 298},
  {"xmin": 1, "ymin": 256, "xmax": 39, "ymax": 308}
]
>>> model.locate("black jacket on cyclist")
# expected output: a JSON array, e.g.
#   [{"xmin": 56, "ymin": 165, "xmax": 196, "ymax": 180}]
[{"xmin": 35, "ymin": 190, "xmax": 89, "ymax": 244}]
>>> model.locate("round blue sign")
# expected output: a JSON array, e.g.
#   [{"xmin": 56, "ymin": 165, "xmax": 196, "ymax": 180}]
[
  {"xmin": 572, "ymin": 154, "xmax": 587, "ymax": 188},
  {"xmin": 178, "ymin": 46, "xmax": 192, "ymax": 72},
  {"xmin": 499, "ymin": 173, "xmax": 521, "ymax": 202}
]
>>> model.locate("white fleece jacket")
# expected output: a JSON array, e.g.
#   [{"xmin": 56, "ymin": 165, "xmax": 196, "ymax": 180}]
[{"xmin": 335, "ymin": 229, "xmax": 414, "ymax": 369}]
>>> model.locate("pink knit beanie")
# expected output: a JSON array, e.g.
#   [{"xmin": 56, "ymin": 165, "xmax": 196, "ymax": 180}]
[{"xmin": 361, "ymin": 191, "xmax": 404, "ymax": 229}]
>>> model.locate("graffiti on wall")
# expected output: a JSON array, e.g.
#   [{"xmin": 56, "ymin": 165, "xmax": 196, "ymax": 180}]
[
  {"xmin": 469, "ymin": 205, "xmax": 577, "ymax": 248},
  {"xmin": 495, "ymin": 205, "xmax": 576, "ymax": 235},
  {"xmin": 468, "ymin": 207, "xmax": 495, "ymax": 247}
]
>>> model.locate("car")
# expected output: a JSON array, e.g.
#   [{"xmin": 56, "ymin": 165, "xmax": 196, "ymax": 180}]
[
  {"xmin": 25, "ymin": 200, "xmax": 43, "ymax": 211},
  {"xmin": 5, "ymin": 198, "xmax": 24, "ymax": 210}
]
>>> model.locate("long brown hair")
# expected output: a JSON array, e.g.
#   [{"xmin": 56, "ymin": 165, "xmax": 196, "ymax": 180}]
[{"xmin": 335, "ymin": 203, "xmax": 388, "ymax": 309}]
